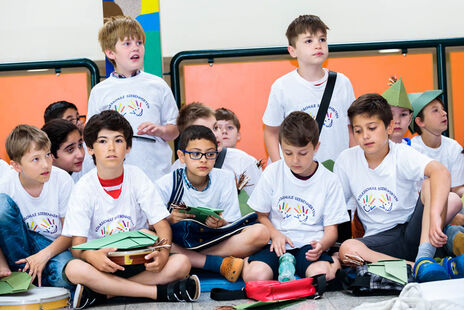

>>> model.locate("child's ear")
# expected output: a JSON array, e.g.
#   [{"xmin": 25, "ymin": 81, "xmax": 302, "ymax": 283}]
[
  {"xmin": 314, "ymin": 141, "xmax": 321, "ymax": 153},
  {"xmin": 87, "ymin": 146, "xmax": 95, "ymax": 156},
  {"xmin": 287, "ymin": 45, "xmax": 297, "ymax": 58},
  {"xmin": 177, "ymin": 149, "xmax": 185, "ymax": 164},
  {"xmin": 386, "ymin": 120, "xmax": 394, "ymax": 135},
  {"xmin": 10, "ymin": 160, "xmax": 21, "ymax": 173},
  {"xmin": 415, "ymin": 116, "xmax": 425, "ymax": 129},
  {"xmin": 104, "ymin": 49, "xmax": 116, "ymax": 60},
  {"xmin": 236, "ymin": 132, "xmax": 241, "ymax": 141}
]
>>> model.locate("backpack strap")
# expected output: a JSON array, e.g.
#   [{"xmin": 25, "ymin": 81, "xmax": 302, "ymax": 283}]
[
  {"xmin": 167, "ymin": 168, "xmax": 184, "ymax": 212},
  {"xmin": 312, "ymin": 274, "xmax": 327, "ymax": 297},
  {"xmin": 315, "ymin": 71, "xmax": 337, "ymax": 135},
  {"xmin": 214, "ymin": 147, "xmax": 227, "ymax": 168},
  {"xmin": 210, "ymin": 287, "xmax": 247, "ymax": 301}
]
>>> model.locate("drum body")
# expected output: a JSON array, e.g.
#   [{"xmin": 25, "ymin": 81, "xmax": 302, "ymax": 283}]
[
  {"xmin": 107, "ymin": 247, "xmax": 153, "ymax": 265},
  {"xmin": 0, "ymin": 287, "xmax": 70, "ymax": 309}
]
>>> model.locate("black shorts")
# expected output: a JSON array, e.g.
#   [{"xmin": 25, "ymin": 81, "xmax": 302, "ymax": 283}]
[
  {"xmin": 114, "ymin": 264, "xmax": 146, "ymax": 279},
  {"xmin": 357, "ymin": 197, "xmax": 424, "ymax": 261},
  {"xmin": 248, "ymin": 244, "xmax": 333, "ymax": 279}
]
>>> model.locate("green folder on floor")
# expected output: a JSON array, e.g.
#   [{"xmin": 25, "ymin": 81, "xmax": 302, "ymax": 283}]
[
  {"xmin": 0, "ymin": 272, "xmax": 35, "ymax": 295},
  {"xmin": 72, "ymin": 230, "xmax": 159, "ymax": 250},
  {"xmin": 367, "ymin": 259, "xmax": 408, "ymax": 285},
  {"xmin": 179, "ymin": 206, "xmax": 223, "ymax": 223},
  {"xmin": 232, "ymin": 298, "xmax": 305, "ymax": 309}
]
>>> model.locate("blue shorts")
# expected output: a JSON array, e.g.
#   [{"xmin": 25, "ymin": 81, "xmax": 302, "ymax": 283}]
[{"xmin": 248, "ymin": 244, "xmax": 333, "ymax": 279}]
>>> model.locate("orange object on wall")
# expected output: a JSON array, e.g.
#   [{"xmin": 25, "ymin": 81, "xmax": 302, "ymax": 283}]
[
  {"xmin": 184, "ymin": 53, "xmax": 434, "ymax": 161},
  {"xmin": 450, "ymin": 51, "xmax": 464, "ymax": 147},
  {"xmin": 0, "ymin": 72, "xmax": 89, "ymax": 161}
]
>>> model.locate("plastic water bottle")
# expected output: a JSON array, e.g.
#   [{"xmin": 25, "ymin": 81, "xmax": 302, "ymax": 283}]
[{"xmin": 278, "ymin": 253, "xmax": 296, "ymax": 282}]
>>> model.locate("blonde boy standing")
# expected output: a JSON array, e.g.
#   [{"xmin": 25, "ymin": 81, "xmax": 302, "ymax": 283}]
[{"xmin": 87, "ymin": 16, "xmax": 179, "ymax": 182}]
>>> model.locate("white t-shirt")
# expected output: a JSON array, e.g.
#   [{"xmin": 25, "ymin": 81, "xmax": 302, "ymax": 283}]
[
  {"xmin": 334, "ymin": 141, "xmax": 433, "ymax": 237},
  {"xmin": 171, "ymin": 148, "xmax": 262, "ymax": 195},
  {"xmin": 156, "ymin": 168, "xmax": 241, "ymax": 223},
  {"xmin": 87, "ymin": 71, "xmax": 179, "ymax": 183},
  {"xmin": 248, "ymin": 160, "xmax": 349, "ymax": 249},
  {"xmin": 62, "ymin": 165, "xmax": 169, "ymax": 241},
  {"xmin": 411, "ymin": 135, "xmax": 464, "ymax": 188},
  {"xmin": 263, "ymin": 68, "xmax": 355, "ymax": 163},
  {"xmin": 0, "ymin": 166, "xmax": 73, "ymax": 240},
  {"xmin": 0, "ymin": 160, "xmax": 15, "ymax": 181}
]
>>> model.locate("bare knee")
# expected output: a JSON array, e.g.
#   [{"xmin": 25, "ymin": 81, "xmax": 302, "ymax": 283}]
[
  {"xmin": 245, "ymin": 224, "xmax": 270, "ymax": 246},
  {"xmin": 166, "ymin": 254, "xmax": 191, "ymax": 279},
  {"xmin": 339, "ymin": 239, "xmax": 365, "ymax": 261},
  {"xmin": 306, "ymin": 261, "xmax": 333, "ymax": 280},
  {"xmin": 65, "ymin": 259, "xmax": 94, "ymax": 284},
  {"xmin": 447, "ymin": 192, "xmax": 463, "ymax": 224},
  {"xmin": 242, "ymin": 260, "xmax": 273, "ymax": 282}
]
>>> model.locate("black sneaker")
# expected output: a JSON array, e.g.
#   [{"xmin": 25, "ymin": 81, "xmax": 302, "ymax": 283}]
[
  {"xmin": 73, "ymin": 284, "xmax": 106, "ymax": 309},
  {"xmin": 166, "ymin": 275, "xmax": 201, "ymax": 302}
]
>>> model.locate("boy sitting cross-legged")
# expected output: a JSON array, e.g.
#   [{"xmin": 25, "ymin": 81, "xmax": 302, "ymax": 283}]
[
  {"xmin": 335, "ymin": 94, "xmax": 463, "ymax": 282},
  {"xmin": 156, "ymin": 125, "xmax": 269, "ymax": 282},
  {"xmin": 62, "ymin": 111, "xmax": 199, "ymax": 309},
  {"xmin": 242, "ymin": 112, "xmax": 349, "ymax": 282},
  {"xmin": 0, "ymin": 125, "xmax": 74, "ymax": 290}
]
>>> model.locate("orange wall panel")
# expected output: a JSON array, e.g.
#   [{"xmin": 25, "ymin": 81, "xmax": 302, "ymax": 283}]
[
  {"xmin": 0, "ymin": 73, "xmax": 89, "ymax": 161},
  {"xmin": 184, "ymin": 53, "xmax": 434, "ymax": 161},
  {"xmin": 450, "ymin": 52, "xmax": 464, "ymax": 146}
]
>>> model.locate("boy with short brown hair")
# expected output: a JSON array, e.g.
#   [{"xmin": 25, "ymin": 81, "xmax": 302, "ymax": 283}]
[
  {"xmin": 62, "ymin": 111, "xmax": 198, "ymax": 308},
  {"xmin": 335, "ymin": 94, "xmax": 463, "ymax": 282},
  {"xmin": 215, "ymin": 107, "xmax": 241, "ymax": 148},
  {"xmin": 263, "ymin": 14, "xmax": 355, "ymax": 164},
  {"xmin": 88, "ymin": 16, "xmax": 179, "ymax": 183},
  {"xmin": 0, "ymin": 125, "xmax": 74, "ymax": 290},
  {"xmin": 174, "ymin": 102, "xmax": 262, "ymax": 196},
  {"xmin": 243, "ymin": 111, "xmax": 348, "ymax": 281}
]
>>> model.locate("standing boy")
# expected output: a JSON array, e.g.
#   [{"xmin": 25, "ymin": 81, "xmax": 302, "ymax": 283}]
[
  {"xmin": 157, "ymin": 125, "xmax": 269, "ymax": 282},
  {"xmin": 263, "ymin": 14, "xmax": 355, "ymax": 164},
  {"xmin": 335, "ymin": 94, "xmax": 463, "ymax": 282},
  {"xmin": 87, "ymin": 16, "xmax": 179, "ymax": 182},
  {"xmin": 242, "ymin": 112, "xmax": 348, "ymax": 281},
  {"xmin": 0, "ymin": 125, "xmax": 74, "ymax": 289},
  {"xmin": 62, "ymin": 111, "xmax": 199, "ymax": 309}
]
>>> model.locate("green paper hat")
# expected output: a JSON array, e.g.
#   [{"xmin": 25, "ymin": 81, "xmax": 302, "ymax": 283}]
[
  {"xmin": 381, "ymin": 78, "xmax": 413, "ymax": 111},
  {"xmin": 408, "ymin": 90, "xmax": 443, "ymax": 132}
]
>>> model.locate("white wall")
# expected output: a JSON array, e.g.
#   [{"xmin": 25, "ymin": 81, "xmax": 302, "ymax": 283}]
[
  {"xmin": 160, "ymin": 0, "xmax": 464, "ymax": 57},
  {"xmin": 0, "ymin": 0, "xmax": 104, "ymax": 63},
  {"xmin": 1, "ymin": 0, "xmax": 463, "ymax": 63}
]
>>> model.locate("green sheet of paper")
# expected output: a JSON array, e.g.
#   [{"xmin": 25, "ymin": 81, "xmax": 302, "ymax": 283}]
[
  {"xmin": 0, "ymin": 272, "xmax": 35, "ymax": 295},
  {"xmin": 233, "ymin": 298, "xmax": 305, "ymax": 309},
  {"xmin": 180, "ymin": 206, "xmax": 223, "ymax": 223},
  {"xmin": 72, "ymin": 230, "xmax": 159, "ymax": 250},
  {"xmin": 368, "ymin": 259, "xmax": 408, "ymax": 285}
]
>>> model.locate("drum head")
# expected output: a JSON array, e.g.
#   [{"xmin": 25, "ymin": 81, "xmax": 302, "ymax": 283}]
[{"xmin": 0, "ymin": 287, "xmax": 70, "ymax": 309}]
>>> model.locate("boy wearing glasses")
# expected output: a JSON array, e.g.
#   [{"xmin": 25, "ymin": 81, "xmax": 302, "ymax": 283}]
[
  {"xmin": 156, "ymin": 125, "xmax": 269, "ymax": 282},
  {"xmin": 44, "ymin": 101, "xmax": 84, "ymax": 132}
]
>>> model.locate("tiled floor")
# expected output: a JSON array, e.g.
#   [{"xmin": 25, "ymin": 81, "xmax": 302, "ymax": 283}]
[{"xmin": 91, "ymin": 291, "xmax": 393, "ymax": 309}]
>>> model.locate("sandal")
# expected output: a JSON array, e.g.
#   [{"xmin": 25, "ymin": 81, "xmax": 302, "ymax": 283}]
[{"xmin": 441, "ymin": 254, "xmax": 464, "ymax": 279}]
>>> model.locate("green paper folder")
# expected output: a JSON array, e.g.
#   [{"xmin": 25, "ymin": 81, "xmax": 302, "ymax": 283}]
[
  {"xmin": 0, "ymin": 272, "xmax": 35, "ymax": 295},
  {"xmin": 179, "ymin": 206, "xmax": 223, "ymax": 223},
  {"xmin": 367, "ymin": 259, "xmax": 408, "ymax": 285},
  {"xmin": 72, "ymin": 230, "xmax": 159, "ymax": 250}
]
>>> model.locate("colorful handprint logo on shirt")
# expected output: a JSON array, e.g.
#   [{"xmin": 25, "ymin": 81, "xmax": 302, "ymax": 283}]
[
  {"xmin": 277, "ymin": 196, "xmax": 316, "ymax": 224},
  {"xmin": 302, "ymin": 105, "xmax": 339, "ymax": 128},
  {"xmin": 41, "ymin": 218, "xmax": 58, "ymax": 235},
  {"xmin": 128, "ymin": 100, "xmax": 144, "ymax": 116},
  {"xmin": 358, "ymin": 188, "xmax": 398, "ymax": 213}
]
